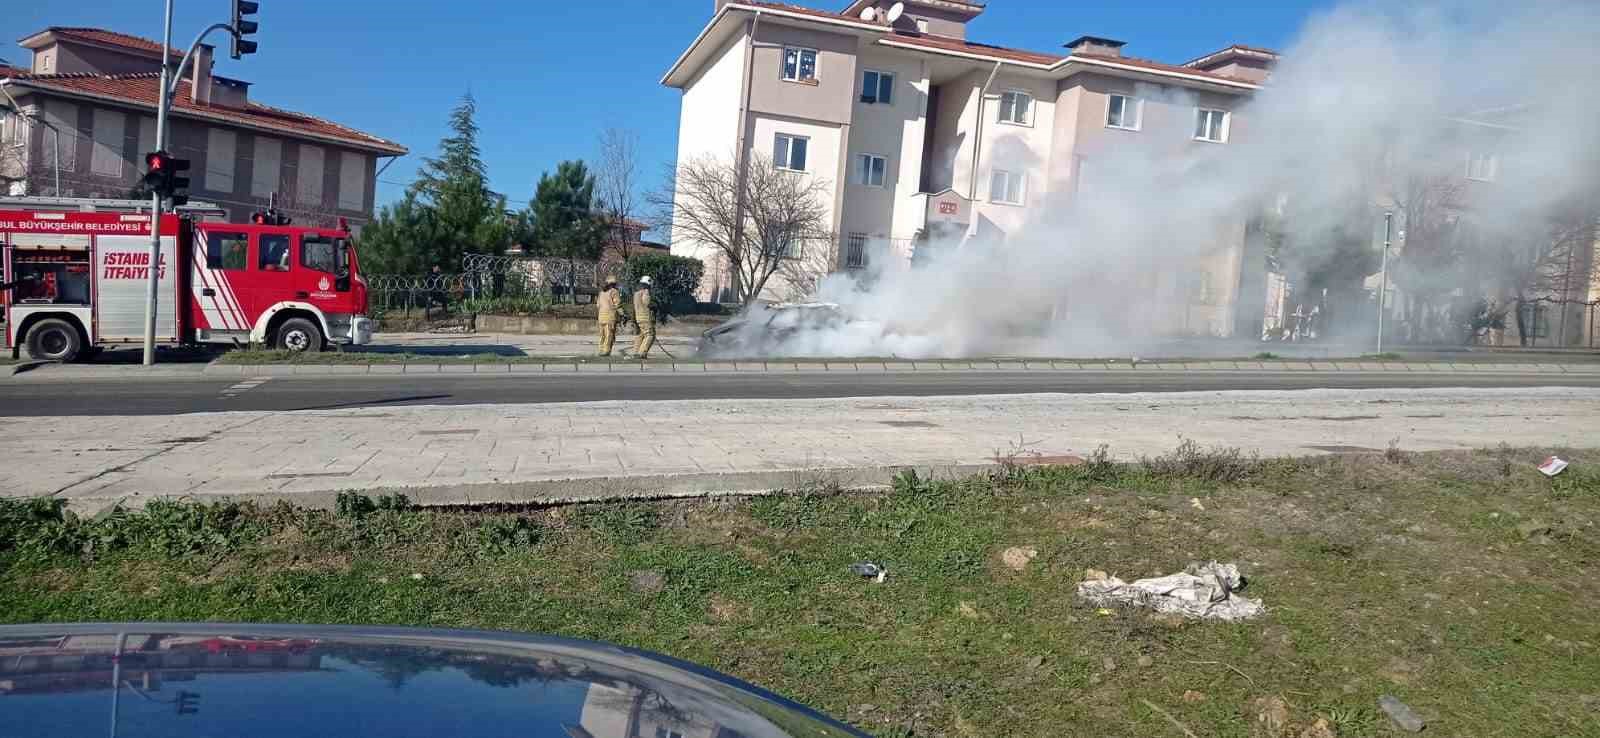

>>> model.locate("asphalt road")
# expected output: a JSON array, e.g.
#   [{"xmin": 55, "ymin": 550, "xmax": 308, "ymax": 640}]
[{"xmin": 3, "ymin": 370, "xmax": 1599, "ymax": 416}]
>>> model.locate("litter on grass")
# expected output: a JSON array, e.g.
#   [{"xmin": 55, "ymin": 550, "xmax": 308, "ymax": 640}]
[
  {"xmin": 1076, "ymin": 561, "xmax": 1265, "ymax": 621},
  {"xmin": 849, "ymin": 562, "xmax": 888, "ymax": 583},
  {"xmin": 1538, "ymin": 455, "xmax": 1569, "ymax": 477}
]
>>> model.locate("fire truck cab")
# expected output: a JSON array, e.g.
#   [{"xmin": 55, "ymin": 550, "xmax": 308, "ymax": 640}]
[{"xmin": 1, "ymin": 198, "xmax": 370, "ymax": 361}]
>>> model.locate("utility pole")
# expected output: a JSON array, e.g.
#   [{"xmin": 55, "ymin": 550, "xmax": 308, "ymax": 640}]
[
  {"xmin": 1376, "ymin": 211, "xmax": 1393, "ymax": 355},
  {"xmin": 141, "ymin": 0, "xmax": 175, "ymax": 366}
]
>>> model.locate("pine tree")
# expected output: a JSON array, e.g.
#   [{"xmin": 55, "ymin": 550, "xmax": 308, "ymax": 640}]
[
  {"xmin": 357, "ymin": 191, "xmax": 441, "ymax": 275},
  {"xmin": 524, "ymin": 160, "xmax": 603, "ymax": 301},
  {"xmin": 408, "ymin": 93, "xmax": 510, "ymax": 269}
]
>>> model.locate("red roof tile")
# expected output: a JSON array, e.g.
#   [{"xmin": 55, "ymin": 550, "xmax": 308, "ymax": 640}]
[
  {"xmin": 716, "ymin": 3, "xmax": 1259, "ymax": 86},
  {"xmin": 6, "ymin": 71, "xmax": 407, "ymax": 154},
  {"xmin": 1073, "ymin": 51, "xmax": 1260, "ymax": 85},
  {"xmin": 23, "ymin": 27, "xmax": 185, "ymax": 59},
  {"xmin": 883, "ymin": 32, "xmax": 1064, "ymax": 66},
  {"xmin": 741, "ymin": 1, "xmax": 858, "ymax": 22}
]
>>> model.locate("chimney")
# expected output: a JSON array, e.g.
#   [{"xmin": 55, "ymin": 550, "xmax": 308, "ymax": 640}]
[
  {"xmin": 1065, "ymin": 35, "xmax": 1126, "ymax": 58},
  {"xmin": 189, "ymin": 43, "xmax": 214, "ymax": 105}
]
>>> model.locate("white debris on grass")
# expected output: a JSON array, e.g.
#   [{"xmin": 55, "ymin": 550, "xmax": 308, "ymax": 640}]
[
  {"xmin": 1538, "ymin": 455, "xmax": 1569, "ymax": 477},
  {"xmin": 1076, "ymin": 561, "xmax": 1265, "ymax": 621}
]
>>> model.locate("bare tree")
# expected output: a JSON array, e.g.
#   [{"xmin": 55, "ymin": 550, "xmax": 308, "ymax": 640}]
[
  {"xmin": 1389, "ymin": 173, "xmax": 1469, "ymax": 343},
  {"xmin": 654, "ymin": 151, "xmax": 832, "ymax": 305},
  {"xmin": 595, "ymin": 128, "xmax": 640, "ymax": 266},
  {"xmin": 775, "ymin": 235, "xmax": 842, "ymax": 301}
]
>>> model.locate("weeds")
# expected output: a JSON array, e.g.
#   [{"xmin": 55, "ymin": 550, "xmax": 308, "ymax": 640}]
[
  {"xmin": 579, "ymin": 502, "xmax": 661, "ymax": 545},
  {"xmin": 1142, "ymin": 438, "xmax": 1258, "ymax": 483},
  {"xmin": 1384, "ymin": 437, "xmax": 1409, "ymax": 464},
  {"xmin": 469, "ymin": 515, "xmax": 545, "ymax": 555},
  {"xmin": 1253, "ymin": 351, "xmax": 1280, "ymax": 360},
  {"xmin": 0, "ymin": 497, "xmax": 268, "ymax": 561}
]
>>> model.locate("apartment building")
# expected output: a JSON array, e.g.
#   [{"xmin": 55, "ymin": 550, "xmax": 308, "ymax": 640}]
[
  {"xmin": 662, "ymin": 0, "xmax": 1274, "ymax": 329},
  {"xmin": 1, "ymin": 27, "xmax": 407, "ymax": 227}
]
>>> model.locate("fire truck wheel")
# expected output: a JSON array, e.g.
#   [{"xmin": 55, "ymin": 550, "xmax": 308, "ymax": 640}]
[
  {"xmin": 25, "ymin": 318, "xmax": 83, "ymax": 362},
  {"xmin": 275, "ymin": 317, "xmax": 324, "ymax": 353}
]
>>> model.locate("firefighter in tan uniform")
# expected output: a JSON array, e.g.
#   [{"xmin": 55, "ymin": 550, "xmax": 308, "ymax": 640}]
[
  {"xmin": 596, "ymin": 276, "xmax": 621, "ymax": 356},
  {"xmin": 631, "ymin": 275, "xmax": 655, "ymax": 359}
]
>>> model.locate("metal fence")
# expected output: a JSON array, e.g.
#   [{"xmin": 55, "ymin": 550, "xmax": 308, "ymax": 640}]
[
  {"xmin": 1501, "ymin": 298, "xmax": 1600, "ymax": 349},
  {"xmin": 366, "ymin": 255, "xmax": 601, "ymax": 319}
]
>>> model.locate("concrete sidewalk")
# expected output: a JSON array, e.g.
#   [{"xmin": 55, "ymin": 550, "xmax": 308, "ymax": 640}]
[{"xmin": 7, "ymin": 387, "xmax": 1595, "ymax": 511}]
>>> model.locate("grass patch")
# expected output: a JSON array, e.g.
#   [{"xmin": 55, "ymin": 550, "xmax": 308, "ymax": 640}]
[{"xmin": 4, "ymin": 448, "xmax": 1599, "ymax": 737}]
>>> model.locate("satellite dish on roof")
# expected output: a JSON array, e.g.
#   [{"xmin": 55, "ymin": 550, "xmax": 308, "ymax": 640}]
[
  {"xmin": 885, "ymin": 2, "xmax": 905, "ymax": 22},
  {"xmin": 859, "ymin": 6, "xmax": 877, "ymax": 20}
]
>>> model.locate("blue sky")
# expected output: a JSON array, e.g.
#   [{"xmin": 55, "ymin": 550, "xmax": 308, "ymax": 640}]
[{"xmin": 6, "ymin": 0, "xmax": 1334, "ymax": 212}]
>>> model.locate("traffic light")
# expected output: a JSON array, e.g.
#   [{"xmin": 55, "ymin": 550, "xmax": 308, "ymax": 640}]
[
  {"xmin": 143, "ymin": 151, "xmax": 191, "ymax": 206},
  {"xmin": 231, "ymin": 0, "xmax": 260, "ymax": 59},
  {"xmin": 175, "ymin": 690, "xmax": 200, "ymax": 715}
]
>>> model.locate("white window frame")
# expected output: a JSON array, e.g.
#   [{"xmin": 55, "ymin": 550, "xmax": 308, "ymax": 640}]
[
  {"xmin": 773, "ymin": 133, "xmax": 809, "ymax": 172},
  {"xmin": 1106, "ymin": 93, "xmax": 1141, "ymax": 131},
  {"xmin": 860, "ymin": 69, "xmax": 894, "ymax": 105},
  {"xmin": 1194, "ymin": 108, "xmax": 1229, "ymax": 143},
  {"xmin": 990, "ymin": 169, "xmax": 1025, "ymax": 205},
  {"xmin": 1466, "ymin": 151, "xmax": 1498, "ymax": 182},
  {"xmin": 781, "ymin": 47, "xmax": 819, "ymax": 83},
  {"xmin": 4, "ymin": 112, "xmax": 28, "ymax": 149},
  {"xmin": 998, "ymin": 90, "xmax": 1033, "ymax": 126},
  {"xmin": 856, "ymin": 153, "xmax": 888, "ymax": 188}
]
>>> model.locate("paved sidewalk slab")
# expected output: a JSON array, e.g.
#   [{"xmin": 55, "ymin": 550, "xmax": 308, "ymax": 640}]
[{"xmin": 6, "ymin": 387, "xmax": 1594, "ymax": 512}]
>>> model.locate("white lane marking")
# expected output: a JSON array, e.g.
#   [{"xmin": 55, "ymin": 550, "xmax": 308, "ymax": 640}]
[{"xmin": 221, "ymin": 377, "xmax": 271, "ymax": 398}]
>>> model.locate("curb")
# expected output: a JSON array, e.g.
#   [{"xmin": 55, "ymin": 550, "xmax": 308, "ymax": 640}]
[
  {"xmin": 198, "ymin": 360, "xmax": 1600, "ymax": 377},
  {"xmin": 65, "ymin": 464, "xmax": 998, "ymax": 513}
]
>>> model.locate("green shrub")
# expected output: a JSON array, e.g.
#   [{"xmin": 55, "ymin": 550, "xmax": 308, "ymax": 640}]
[{"xmin": 620, "ymin": 253, "xmax": 704, "ymax": 322}]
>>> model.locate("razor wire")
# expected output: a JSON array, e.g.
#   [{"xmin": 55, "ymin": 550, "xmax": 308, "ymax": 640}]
[{"xmin": 365, "ymin": 254, "xmax": 603, "ymax": 318}]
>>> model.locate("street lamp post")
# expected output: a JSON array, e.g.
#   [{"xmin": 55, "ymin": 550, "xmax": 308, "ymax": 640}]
[{"xmin": 1376, "ymin": 211, "xmax": 1394, "ymax": 355}]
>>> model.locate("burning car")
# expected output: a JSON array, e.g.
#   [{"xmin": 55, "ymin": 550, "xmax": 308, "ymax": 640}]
[{"xmin": 700, "ymin": 301, "xmax": 912, "ymax": 358}]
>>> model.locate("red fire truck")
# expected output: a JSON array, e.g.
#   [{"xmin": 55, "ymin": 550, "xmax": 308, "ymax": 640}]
[{"xmin": 1, "ymin": 201, "xmax": 370, "ymax": 361}]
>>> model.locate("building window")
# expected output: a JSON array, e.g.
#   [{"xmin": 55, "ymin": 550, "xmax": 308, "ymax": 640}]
[
  {"xmin": 338, "ymin": 151, "xmax": 368, "ymax": 211},
  {"xmin": 654, "ymin": 729, "xmax": 684, "ymax": 738},
  {"xmin": 845, "ymin": 233, "xmax": 868, "ymax": 268},
  {"xmin": 206, "ymin": 128, "xmax": 238, "ymax": 193},
  {"xmin": 89, "ymin": 109, "xmax": 125, "ymax": 177},
  {"xmin": 762, "ymin": 225, "xmax": 801, "ymax": 258},
  {"xmin": 1107, "ymin": 93, "xmax": 1141, "ymax": 130},
  {"xmin": 990, "ymin": 169, "xmax": 1024, "ymax": 205},
  {"xmin": 1466, "ymin": 152, "xmax": 1498, "ymax": 181},
  {"xmin": 259, "ymin": 234, "xmax": 291, "ymax": 272},
  {"xmin": 1194, "ymin": 108, "xmax": 1229, "ymax": 143},
  {"xmin": 3, "ymin": 112, "xmax": 27, "ymax": 148},
  {"xmin": 296, "ymin": 144, "xmax": 325, "ymax": 205},
  {"xmin": 998, "ymin": 91, "xmax": 1032, "ymax": 125},
  {"xmin": 860, "ymin": 70, "xmax": 894, "ymax": 104},
  {"xmin": 43, "ymin": 100, "xmax": 78, "ymax": 171},
  {"xmin": 252, "ymin": 137, "xmax": 282, "ymax": 198},
  {"xmin": 773, "ymin": 134, "xmax": 808, "ymax": 172},
  {"xmin": 205, "ymin": 231, "xmax": 248, "ymax": 270},
  {"xmin": 856, "ymin": 153, "xmax": 887, "ymax": 187},
  {"xmin": 782, "ymin": 47, "xmax": 818, "ymax": 83}
]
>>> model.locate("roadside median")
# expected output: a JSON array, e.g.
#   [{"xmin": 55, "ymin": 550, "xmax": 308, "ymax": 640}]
[{"xmin": 203, "ymin": 350, "xmax": 1600, "ymax": 376}]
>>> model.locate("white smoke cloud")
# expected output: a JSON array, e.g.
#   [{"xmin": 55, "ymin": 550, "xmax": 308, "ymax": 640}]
[{"xmin": 711, "ymin": 0, "xmax": 1600, "ymax": 358}]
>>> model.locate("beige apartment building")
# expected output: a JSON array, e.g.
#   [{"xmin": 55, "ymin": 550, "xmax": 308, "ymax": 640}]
[
  {"xmin": 663, "ymin": 0, "xmax": 1275, "ymax": 334},
  {"xmin": 1, "ymin": 27, "xmax": 407, "ymax": 227}
]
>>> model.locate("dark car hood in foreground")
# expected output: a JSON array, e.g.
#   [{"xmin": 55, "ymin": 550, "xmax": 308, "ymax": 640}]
[{"xmin": 0, "ymin": 623, "xmax": 868, "ymax": 738}]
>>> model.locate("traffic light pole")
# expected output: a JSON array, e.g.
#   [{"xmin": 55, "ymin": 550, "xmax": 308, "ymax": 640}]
[
  {"xmin": 140, "ymin": 6, "xmax": 243, "ymax": 365},
  {"xmin": 141, "ymin": 0, "xmax": 175, "ymax": 366}
]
